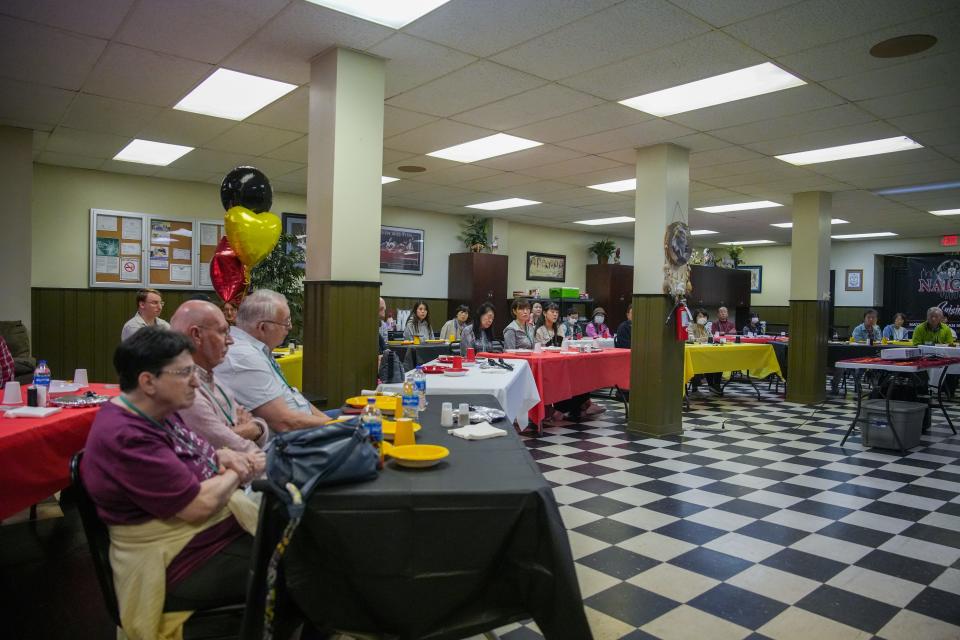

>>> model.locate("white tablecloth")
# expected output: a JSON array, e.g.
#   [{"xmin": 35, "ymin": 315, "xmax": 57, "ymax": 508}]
[{"xmin": 380, "ymin": 359, "xmax": 540, "ymax": 424}]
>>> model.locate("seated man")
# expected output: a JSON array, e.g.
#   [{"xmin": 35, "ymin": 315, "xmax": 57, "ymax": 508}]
[
  {"xmin": 614, "ymin": 304, "xmax": 632, "ymax": 349},
  {"xmin": 712, "ymin": 306, "xmax": 736, "ymax": 335},
  {"xmin": 171, "ymin": 300, "xmax": 268, "ymax": 452},
  {"xmin": 121, "ymin": 288, "xmax": 171, "ymax": 341},
  {"xmin": 215, "ymin": 289, "xmax": 336, "ymax": 433},
  {"xmin": 913, "ymin": 307, "xmax": 953, "ymax": 345},
  {"xmin": 851, "ymin": 309, "xmax": 882, "ymax": 342}
]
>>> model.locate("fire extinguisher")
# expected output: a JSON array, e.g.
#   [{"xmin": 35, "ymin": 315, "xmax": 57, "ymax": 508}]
[{"xmin": 676, "ymin": 300, "xmax": 690, "ymax": 341}]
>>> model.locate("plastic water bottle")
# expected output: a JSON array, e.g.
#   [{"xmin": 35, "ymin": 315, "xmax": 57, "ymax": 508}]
[
  {"xmin": 402, "ymin": 374, "xmax": 418, "ymax": 419},
  {"xmin": 360, "ymin": 397, "xmax": 383, "ymax": 469},
  {"xmin": 33, "ymin": 360, "xmax": 51, "ymax": 407},
  {"xmin": 413, "ymin": 365, "xmax": 427, "ymax": 411}
]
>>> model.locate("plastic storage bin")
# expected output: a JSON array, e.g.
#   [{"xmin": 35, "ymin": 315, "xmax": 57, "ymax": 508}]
[
  {"xmin": 548, "ymin": 287, "xmax": 580, "ymax": 298},
  {"xmin": 861, "ymin": 399, "xmax": 926, "ymax": 450}
]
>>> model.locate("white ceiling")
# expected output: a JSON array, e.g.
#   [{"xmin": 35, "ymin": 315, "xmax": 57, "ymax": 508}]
[{"xmin": 2, "ymin": 0, "xmax": 960, "ymax": 244}]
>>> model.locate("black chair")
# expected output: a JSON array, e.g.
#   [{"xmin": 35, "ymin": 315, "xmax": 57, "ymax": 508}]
[{"xmin": 69, "ymin": 451, "xmax": 245, "ymax": 640}]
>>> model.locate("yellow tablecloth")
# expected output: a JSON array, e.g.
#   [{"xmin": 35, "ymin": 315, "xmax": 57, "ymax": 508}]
[
  {"xmin": 684, "ymin": 343, "xmax": 782, "ymax": 384},
  {"xmin": 273, "ymin": 349, "xmax": 303, "ymax": 389}
]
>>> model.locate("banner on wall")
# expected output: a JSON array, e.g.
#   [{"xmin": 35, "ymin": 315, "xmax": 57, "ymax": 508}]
[{"xmin": 905, "ymin": 256, "xmax": 960, "ymax": 326}]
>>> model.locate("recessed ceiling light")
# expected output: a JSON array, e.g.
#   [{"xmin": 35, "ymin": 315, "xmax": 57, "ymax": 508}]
[
  {"xmin": 427, "ymin": 133, "xmax": 542, "ymax": 163},
  {"xmin": 587, "ymin": 178, "xmax": 636, "ymax": 193},
  {"xmin": 574, "ymin": 216, "xmax": 635, "ymax": 225},
  {"xmin": 718, "ymin": 240, "xmax": 775, "ymax": 245},
  {"xmin": 303, "ymin": 0, "xmax": 452, "ymax": 28},
  {"xmin": 770, "ymin": 218, "xmax": 849, "ymax": 228},
  {"xmin": 870, "ymin": 34, "xmax": 937, "ymax": 58},
  {"xmin": 831, "ymin": 232, "xmax": 898, "ymax": 239},
  {"xmin": 466, "ymin": 198, "xmax": 540, "ymax": 211},
  {"xmin": 381, "ymin": 176, "xmax": 400, "ymax": 184},
  {"xmin": 873, "ymin": 180, "xmax": 960, "ymax": 195},
  {"xmin": 695, "ymin": 201, "xmax": 782, "ymax": 213},
  {"xmin": 174, "ymin": 69, "xmax": 296, "ymax": 121},
  {"xmin": 776, "ymin": 136, "xmax": 922, "ymax": 165},
  {"xmin": 689, "ymin": 229, "xmax": 718, "ymax": 236},
  {"xmin": 113, "ymin": 139, "xmax": 193, "ymax": 166},
  {"xmin": 619, "ymin": 62, "xmax": 805, "ymax": 117},
  {"xmin": 931, "ymin": 209, "xmax": 960, "ymax": 216}
]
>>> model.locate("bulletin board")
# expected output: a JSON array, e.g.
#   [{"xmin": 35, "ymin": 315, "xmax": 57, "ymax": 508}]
[
  {"xmin": 147, "ymin": 218, "xmax": 194, "ymax": 286},
  {"xmin": 90, "ymin": 209, "xmax": 146, "ymax": 287},
  {"xmin": 197, "ymin": 220, "xmax": 226, "ymax": 290}
]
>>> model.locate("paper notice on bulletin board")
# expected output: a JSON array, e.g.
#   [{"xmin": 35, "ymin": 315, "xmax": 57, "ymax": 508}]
[
  {"xmin": 96, "ymin": 256, "xmax": 119, "ymax": 274},
  {"xmin": 120, "ymin": 257, "xmax": 140, "ymax": 281},
  {"xmin": 150, "ymin": 246, "xmax": 169, "ymax": 269},
  {"xmin": 173, "ymin": 248, "xmax": 191, "ymax": 261},
  {"xmin": 199, "ymin": 264, "xmax": 212, "ymax": 287},
  {"xmin": 201, "ymin": 225, "xmax": 219, "ymax": 246},
  {"xmin": 122, "ymin": 218, "xmax": 142, "ymax": 240},
  {"xmin": 96, "ymin": 215, "xmax": 117, "ymax": 232},
  {"xmin": 170, "ymin": 263, "xmax": 192, "ymax": 282},
  {"xmin": 151, "ymin": 221, "xmax": 171, "ymax": 243},
  {"xmin": 121, "ymin": 242, "xmax": 140, "ymax": 255}
]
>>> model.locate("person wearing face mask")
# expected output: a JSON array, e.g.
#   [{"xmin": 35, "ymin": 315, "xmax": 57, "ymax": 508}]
[
  {"xmin": 687, "ymin": 308, "xmax": 723, "ymax": 394},
  {"xmin": 742, "ymin": 312, "xmax": 763, "ymax": 337},
  {"xmin": 561, "ymin": 309, "xmax": 582, "ymax": 339},
  {"xmin": 503, "ymin": 299, "xmax": 536, "ymax": 349},
  {"xmin": 585, "ymin": 307, "xmax": 611, "ymax": 338}
]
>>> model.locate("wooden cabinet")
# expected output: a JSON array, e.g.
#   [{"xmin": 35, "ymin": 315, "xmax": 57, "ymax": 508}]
[
  {"xmin": 448, "ymin": 253, "xmax": 509, "ymax": 335},
  {"xmin": 687, "ymin": 265, "xmax": 751, "ymax": 322},
  {"xmin": 586, "ymin": 264, "xmax": 633, "ymax": 330}
]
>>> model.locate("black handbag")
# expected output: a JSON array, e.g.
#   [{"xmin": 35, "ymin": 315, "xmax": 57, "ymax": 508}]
[{"xmin": 378, "ymin": 348, "xmax": 405, "ymax": 384}]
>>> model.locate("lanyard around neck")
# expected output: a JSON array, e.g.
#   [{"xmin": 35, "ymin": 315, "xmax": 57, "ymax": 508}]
[
  {"xmin": 118, "ymin": 395, "xmax": 219, "ymax": 474},
  {"xmin": 265, "ymin": 351, "xmax": 295, "ymax": 391}
]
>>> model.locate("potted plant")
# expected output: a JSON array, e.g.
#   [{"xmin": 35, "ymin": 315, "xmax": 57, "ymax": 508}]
[
  {"xmin": 251, "ymin": 232, "xmax": 305, "ymax": 340},
  {"xmin": 588, "ymin": 238, "xmax": 617, "ymax": 265},
  {"xmin": 726, "ymin": 245, "xmax": 744, "ymax": 268},
  {"xmin": 458, "ymin": 215, "xmax": 489, "ymax": 252}
]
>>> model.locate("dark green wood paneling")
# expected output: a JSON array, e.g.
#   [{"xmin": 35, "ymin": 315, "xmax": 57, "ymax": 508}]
[
  {"xmin": 628, "ymin": 293, "xmax": 684, "ymax": 436},
  {"xmin": 786, "ymin": 299, "xmax": 830, "ymax": 405},
  {"xmin": 749, "ymin": 306, "xmax": 790, "ymax": 325}
]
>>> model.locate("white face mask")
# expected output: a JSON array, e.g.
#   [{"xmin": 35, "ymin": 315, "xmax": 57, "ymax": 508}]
[
  {"xmin": 594, "ymin": 315, "xmax": 604, "ymax": 324},
  {"xmin": 697, "ymin": 317, "xmax": 708, "ymax": 326},
  {"xmin": 750, "ymin": 318, "xmax": 758, "ymax": 324}
]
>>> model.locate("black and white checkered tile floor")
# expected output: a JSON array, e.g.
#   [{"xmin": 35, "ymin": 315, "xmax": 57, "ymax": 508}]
[{"xmin": 495, "ymin": 385, "xmax": 960, "ymax": 640}]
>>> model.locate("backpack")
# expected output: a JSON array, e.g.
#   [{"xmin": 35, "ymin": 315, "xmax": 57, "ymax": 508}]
[{"xmin": 378, "ymin": 348, "xmax": 405, "ymax": 383}]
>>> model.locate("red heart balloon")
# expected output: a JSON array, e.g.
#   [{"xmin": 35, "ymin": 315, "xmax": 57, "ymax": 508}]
[{"xmin": 211, "ymin": 237, "xmax": 248, "ymax": 304}]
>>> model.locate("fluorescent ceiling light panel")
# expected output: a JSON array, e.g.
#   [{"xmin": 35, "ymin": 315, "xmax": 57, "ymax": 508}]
[
  {"xmin": 619, "ymin": 62, "xmax": 805, "ymax": 117},
  {"xmin": 718, "ymin": 240, "xmax": 775, "ymax": 245},
  {"xmin": 427, "ymin": 133, "xmax": 542, "ymax": 163},
  {"xmin": 874, "ymin": 180, "xmax": 960, "ymax": 195},
  {"xmin": 381, "ymin": 176, "xmax": 400, "ymax": 184},
  {"xmin": 174, "ymin": 69, "xmax": 297, "ymax": 120},
  {"xmin": 695, "ymin": 201, "xmax": 782, "ymax": 213},
  {"xmin": 587, "ymin": 178, "xmax": 636, "ymax": 193},
  {"xmin": 689, "ymin": 229, "xmax": 718, "ymax": 235},
  {"xmin": 466, "ymin": 198, "xmax": 540, "ymax": 211},
  {"xmin": 831, "ymin": 232, "xmax": 898, "ymax": 239},
  {"xmin": 113, "ymin": 139, "xmax": 193, "ymax": 166},
  {"xmin": 574, "ymin": 216, "xmax": 635, "ymax": 226},
  {"xmin": 770, "ymin": 218, "xmax": 849, "ymax": 228},
  {"xmin": 930, "ymin": 209, "xmax": 960, "ymax": 216},
  {"xmin": 776, "ymin": 136, "xmax": 922, "ymax": 165},
  {"xmin": 303, "ymin": 0, "xmax": 452, "ymax": 28}
]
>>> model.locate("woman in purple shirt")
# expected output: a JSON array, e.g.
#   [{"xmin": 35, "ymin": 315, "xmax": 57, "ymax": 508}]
[{"xmin": 81, "ymin": 327, "xmax": 264, "ymax": 629}]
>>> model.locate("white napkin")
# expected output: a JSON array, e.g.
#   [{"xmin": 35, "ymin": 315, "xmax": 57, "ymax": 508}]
[
  {"xmin": 49, "ymin": 380, "xmax": 83, "ymax": 393},
  {"xmin": 449, "ymin": 421, "xmax": 507, "ymax": 440},
  {"xmin": 4, "ymin": 406, "xmax": 62, "ymax": 418}
]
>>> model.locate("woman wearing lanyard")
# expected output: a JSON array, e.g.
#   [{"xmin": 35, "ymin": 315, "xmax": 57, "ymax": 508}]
[
  {"xmin": 504, "ymin": 298, "xmax": 535, "ymax": 350},
  {"xmin": 80, "ymin": 327, "xmax": 264, "ymax": 639}
]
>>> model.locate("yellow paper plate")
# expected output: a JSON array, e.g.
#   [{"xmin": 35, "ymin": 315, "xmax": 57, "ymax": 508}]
[
  {"xmin": 386, "ymin": 444, "xmax": 449, "ymax": 468},
  {"xmin": 424, "ymin": 339, "xmax": 445, "ymax": 343},
  {"xmin": 344, "ymin": 395, "xmax": 399, "ymax": 412},
  {"xmin": 381, "ymin": 419, "xmax": 422, "ymax": 439}
]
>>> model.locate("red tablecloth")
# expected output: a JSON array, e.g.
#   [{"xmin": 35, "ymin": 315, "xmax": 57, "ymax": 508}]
[
  {"xmin": 0, "ymin": 383, "xmax": 118, "ymax": 520},
  {"xmin": 481, "ymin": 350, "xmax": 631, "ymax": 423},
  {"xmin": 739, "ymin": 337, "xmax": 789, "ymax": 344}
]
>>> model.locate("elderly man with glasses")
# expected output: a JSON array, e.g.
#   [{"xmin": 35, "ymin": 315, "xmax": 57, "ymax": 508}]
[{"xmin": 214, "ymin": 289, "xmax": 337, "ymax": 434}]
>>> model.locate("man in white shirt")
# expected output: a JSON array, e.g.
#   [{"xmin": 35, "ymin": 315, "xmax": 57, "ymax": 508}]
[
  {"xmin": 215, "ymin": 289, "xmax": 336, "ymax": 433},
  {"xmin": 121, "ymin": 288, "xmax": 171, "ymax": 341}
]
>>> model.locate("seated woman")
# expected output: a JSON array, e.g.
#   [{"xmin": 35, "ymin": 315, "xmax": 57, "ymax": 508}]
[
  {"xmin": 530, "ymin": 301, "xmax": 544, "ymax": 328},
  {"xmin": 460, "ymin": 303, "xmax": 497, "ymax": 355},
  {"xmin": 687, "ymin": 309, "xmax": 722, "ymax": 393},
  {"xmin": 883, "ymin": 312, "xmax": 910, "ymax": 341},
  {"xmin": 614, "ymin": 305, "xmax": 632, "ymax": 349},
  {"xmin": 742, "ymin": 312, "xmax": 762, "ymax": 336},
  {"xmin": 585, "ymin": 307, "xmax": 611, "ymax": 338},
  {"xmin": 403, "ymin": 300, "xmax": 434, "ymax": 341},
  {"xmin": 503, "ymin": 298, "xmax": 536, "ymax": 349},
  {"xmin": 561, "ymin": 309, "xmax": 582, "ymax": 339},
  {"xmin": 80, "ymin": 327, "xmax": 264, "ymax": 639},
  {"xmin": 535, "ymin": 302, "xmax": 563, "ymax": 347},
  {"xmin": 221, "ymin": 300, "xmax": 237, "ymax": 326},
  {"xmin": 439, "ymin": 304, "xmax": 471, "ymax": 341}
]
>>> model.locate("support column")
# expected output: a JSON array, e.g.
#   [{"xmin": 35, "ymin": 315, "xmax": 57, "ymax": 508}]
[
  {"xmin": 0, "ymin": 127, "xmax": 32, "ymax": 328},
  {"xmin": 303, "ymin": 48, "xmax": 385, "ymax": 406},
  {"xmin": 786, "ymin": 191, "xmax": 832, "ymax": 404},
  {"xmin": 628, "ymin": 144, "xmax": 688, "ymax": 435}
]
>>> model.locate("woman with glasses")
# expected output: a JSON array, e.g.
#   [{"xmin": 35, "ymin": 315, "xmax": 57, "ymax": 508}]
[{"xmin": 80, "ymin": 327, "xmax": 264, "ymax": 639}]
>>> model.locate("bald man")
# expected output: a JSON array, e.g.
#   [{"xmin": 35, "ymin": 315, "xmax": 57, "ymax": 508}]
[{"xmin": 171, "ymin": 300, "xmax": 268, "ymax": 454}]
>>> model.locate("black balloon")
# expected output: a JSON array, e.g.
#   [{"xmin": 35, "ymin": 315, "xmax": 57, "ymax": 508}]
[{"xmin": 220, "ymin": 166, "xmax": 273, "ymax": 213}]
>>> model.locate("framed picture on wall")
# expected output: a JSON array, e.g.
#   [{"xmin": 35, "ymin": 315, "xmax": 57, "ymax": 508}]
[
  {"xmin": 282, "ymin": 212, "xmax": 306, "ymax": 270},
  {"xmin": 845, "ymin": 269, "xmax": 863, "ymax": 291},
  {"xmin": 737, "ymin": 265, "xmax": 763, "ymax": 293},
  {"xmin": 380, "ymin": 225, "xmax": 424, "ymax": 275},
  {"xmin": 526, "ymin": 251, "xmax": 566, "ymax": 282}
]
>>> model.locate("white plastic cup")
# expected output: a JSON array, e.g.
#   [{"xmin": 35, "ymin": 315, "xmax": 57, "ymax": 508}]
[
  {"xmin": 533, "ymin": 342, "xmax": 543, "ymax": 353},
  {"xmin": 3, "ymin": 381, "xmax": 22, "ymax": 405},
  {"xmin": 440, "ymin": 402, "xmax": 454, "ymax": 427},
  {"xmin": 458, "ymin": 402, "xmax": 471, "ymax": 426},
  {"xmin": 37, "ymin": 385, "xmax": 47, "ymax": 408},
  {"xmin": 74, "ymin": 369, "xmax": 89, "ymax": 386}
]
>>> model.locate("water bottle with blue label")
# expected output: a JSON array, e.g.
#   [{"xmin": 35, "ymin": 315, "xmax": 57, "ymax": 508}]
[
  {"xmin": 413, "ymin": 365, "xmax": 427, "ymax": 411},
  {"xmin": 33, "ymin": 360, "xmax": 51, "ymax": 407},
  {"xmin": 360, "ymin": 397, "xmax": 383, "ymax": 469},
  {"xmin": 402, "ymin": 374, "xmax": 418, "ymax": 419}
]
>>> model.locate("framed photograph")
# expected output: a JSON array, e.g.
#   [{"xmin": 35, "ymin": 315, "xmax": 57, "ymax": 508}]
[
  {"xmin": 526, "ymin": 251, "xmax": 566, "ymax": 282},
  {"xmin": 282, "ymin": 212, "xmax": 306, "ymax": 270},
  {"xmin": 380, "ymin": 225, "xmax": 424, "ymax": 275},
  {"xmin": 845, "ymin": 268, "xmax": 863, "ymax": 291},
  {"xmin": 737, "ymin": 265, "xmax": 763, "ymax": 293}
]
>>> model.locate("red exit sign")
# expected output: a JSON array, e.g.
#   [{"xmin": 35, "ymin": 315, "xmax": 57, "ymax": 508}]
[{"xmin": 943, "ymin": 235, "xmax": 958, "ymax": 247}]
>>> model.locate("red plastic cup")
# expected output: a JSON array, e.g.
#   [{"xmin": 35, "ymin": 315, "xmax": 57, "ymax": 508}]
[
  {"xmin": 466, "ymin": 348, "xmax": 476, "ymax": 362},
  {"xmin": 453, "ymin": 355, "xmax": 463, "ymax": 369}
]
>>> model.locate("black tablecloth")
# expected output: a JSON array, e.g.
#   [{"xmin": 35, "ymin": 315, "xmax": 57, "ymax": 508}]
[
  {"xmin": 241, "ymin": 394, "xmax": 591, "ymax": 640},
  {"xmin": 389, "ymin": 343, "xmax": 455, "ymax": 369},
  {"xmin": 769, "ymin": 342, "xmax": 788, "ymax": 379}
]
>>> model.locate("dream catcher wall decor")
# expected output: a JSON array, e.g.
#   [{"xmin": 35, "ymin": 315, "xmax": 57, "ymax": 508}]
[{"xmin": 662, "ymin": 202, "xmax": 693, "ymax": 302}]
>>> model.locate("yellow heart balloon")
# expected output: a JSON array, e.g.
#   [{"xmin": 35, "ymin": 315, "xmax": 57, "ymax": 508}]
[{"xmin": 224, "ymin": 206, "xmax": 281, "ymax": 268}]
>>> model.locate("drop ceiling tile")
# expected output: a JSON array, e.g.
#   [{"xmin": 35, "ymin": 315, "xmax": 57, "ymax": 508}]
[
  {"xmin": 152, "ymin": 166, "xmax": 218, "ymax": 183},
  {"xmin": 36, "ymin": 151, "xmax": 104, "ymax": 170},
  {"xmin": 669, "ymin": 133, "xmax": 734, "ymax": 153},
  {"xmin": 264, "ymin": 136, "xmax": 308, "ymax": 163},
  {"xmin": 669, "ymin": 0, "xmax": 803, "ymax": 26},
  {"xmin": 46, "ymin": 127, "xmax": 131, "ymax": 158},
  {"xmin": 386, "ymin": 61, "xmax": 545, "ymax": 117},
  {"xmin": 560, "ymin": 30, "xmax": 764, "ymax": 101},
  {"xmin": 275, "ymin": 166, "xmax": 306, "ymax": 183},
  {"xmin": 858, "ymin": 84, "xmax": 960, "ymax": 119},
  {"xmin": 136, "ymin": 109, "xmax": 234, "ymax": 147},
  {"xmin": 558, "ymin": 119, "xmax": 696, "ymax": 155},
  {"xmin": 404, "ymin": 0, "xmax": 619, "ymax": 57},
  {"xmin": 383, "ymin": 106, "xmax": 438, "ymax": 139},
  {"xmin": 508, "ymin": 102, "xmax": 653, "ymax": 144},
  {"xmin": 204, "ymin": 123, "xmax": 302, "ymax": 155},
  {"xmin": 413, "ymin": 185, "xmax": 492, "ymax": 206},
  {"xmin": 489, "ymin": 180, "xmax": 580, "ymax": 197},
  {"xmin": 271, "ymin": 180, "xmax": 307, "ymax": 196},
  {"xmin": 0, "ymin": 77, "xmax": 75, "ymax": 130},
  {"xmin": 690, "ymin": 146, "xmax": 765, "ymax": 168},
  {"xmin": 0, "ymin": 15, "xmax": 106, "ymax": 91},
  {"xmin": 83, "ymin": 43, "xmax": 212, "ymax": 107},
  {"xmin": 457, "ymin": 172, "xmax": 540, "ymax": 192},
  {"xmin": 490, "ymin": 0, "xmax": 710, "ymax": 80},
  {"xmin": 667, "ymin": 84, "xmax": 843, "ymax": 132},
  {"xmin": 384, "ymin": 119, "xmax": 495, "ymax": 155},
  {"xmin": 168, "ymin": 148, "xmax": 251, "ymax": 173},
  {"xmin": 888, "ymin": 109, "xmax": 960, "ymax": 136},
  {"xmin": 368, "ymin": 33, "xmax": 477, "ymax": 97},
  {"xmin": 101, "ymin": 159, "xmax": 161, "ymax": 176},
  {"xmin": 709, "ymin": 104, "xmax": 877, "ymax": 146},
  {"xmin": 452, "ymin": 84, "xmax": 603, "ymax": 131},
  {"xmin": 693, "ymin": 156, "xmax": 802, "ymax": 180},
  {"xmin": 472, "ymin": 145, "xmax": 582, "ymax": 171},
  {"xmin": 247, "ymin": 86, "xmax": 308, "ymax": 134},
  {"xmin": 382, "ymin": 154, "xmax": 460, "ymax": 174},
  {"xmin": 220, "ymin": 2, "xmax": 392, "ymax": 85},
  {"xmin": 402, "ymin": 163, "xmax": 502, "ymax": 186},
  {"xmin": 0, "ymin": 0, "xmax": 135, "ymax": 38},
  {"xmin": 554, "ymin": 165, "xmax": 636, "ymax": 187},
  {"xmin": 60, "ymin": 94, "xmax": 162, "ymax": 137},
  {"xmin": 517, "ymin": 154, "xmax": 622, "ymax": 179},
  {"xmin": 379, "ymin": 180, "xmax": 435, "ymax": 196},
  {"xmin": 245, "ymin": 158, "xmax": 304, "ymax": 180},
  {"xmin": 743, "ymin": 120, "xmax": 903, "ymax": 156},
  {"xmin": 33, "ymin": 131, "xmax": 50, "ymax": 150},
  {"xmin": 381, "ymin": 148, "xmax": 417, "ymax": 165},
  {"xmin": 822, "ymin": 52, "xmax": 960, "ymax": 102}
]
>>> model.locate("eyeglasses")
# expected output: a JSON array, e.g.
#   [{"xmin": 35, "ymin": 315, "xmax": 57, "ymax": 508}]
[
  {"xmin": 159, "ymin": 365, "xmax": 198, "ymax": 379},
  {"xmin": 261, "ymin": 318, "xmax": 293, "ymax": 329}
]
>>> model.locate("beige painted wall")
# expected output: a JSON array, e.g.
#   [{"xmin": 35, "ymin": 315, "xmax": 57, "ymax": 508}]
[{"xmin": 0, "ymin": 127, "xmax": 33, "ymax": 325}]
